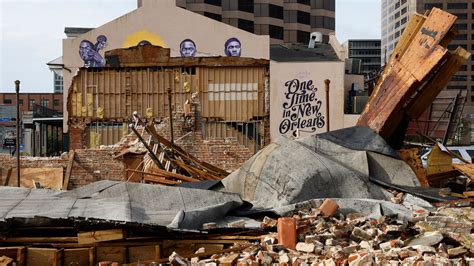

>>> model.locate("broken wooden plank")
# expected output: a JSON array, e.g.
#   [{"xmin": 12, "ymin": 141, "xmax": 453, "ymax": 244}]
[
  {"xmin": 3, "ymin": 168, "xmax": 12, "ymax": 187},
  {"xmin": 126, "ymin": 169, "xmax": 180, "ymax": 185},
  {"xmin": 358, "ymin": 8, "xmax": 460, "ymax": 144},
  {"xmin": 78, "ymin": 229, "xmax": 124, "ymax": 245},
  {"xmin": 453, "ymin": 164, "xmax": 474, "ymax": 181},
  {"xmin": 0, "ymin": 237, "xmax": 77, "ymax": 243},
  {"xmin": 26, "ymin": 248, "xmax": 62, "ymax": 266},
  {"xmin": 0, "ymin": 255, "xmax": 13, "ymax": 266},
  {"xmin": 218, "ymin": 253, "xmax": 240, "ymax": 266},
  {"xmin": 407, "ymin": 47, "xmax": 471, "ymax": 119},
  {"xmin": 62, "ymin": 150, "xmax": 76, "ymax": 190},
  {"xmin": 463, "ymin": 191, "xmax": 474, "ymax": 197}
]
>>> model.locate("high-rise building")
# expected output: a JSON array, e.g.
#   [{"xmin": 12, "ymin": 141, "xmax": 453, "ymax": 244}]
[
  {"xmin": 169, "ymin": 0, "xmax": 336, "ymax": 44},
  {"xmin": 381, "ymin": 0, "xmax": 474, "ymax": 140},
  {"xmin": 343, "ymin": 39, "xmax": 381, "ymax": 75},
  {"xmin": 381, "ymin": 0, "xmax": 417, "ymax": 63}
]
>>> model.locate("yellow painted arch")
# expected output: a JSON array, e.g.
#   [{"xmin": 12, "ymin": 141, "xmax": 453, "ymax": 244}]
[{"xmin": 122, "ymin": 30, "xmax": 167, "ymax": 48}]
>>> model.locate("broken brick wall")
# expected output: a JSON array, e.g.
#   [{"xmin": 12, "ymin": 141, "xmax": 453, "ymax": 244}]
[{"xmin": 0, "ymin": 147, "xmax": 124, "ymax": 189}]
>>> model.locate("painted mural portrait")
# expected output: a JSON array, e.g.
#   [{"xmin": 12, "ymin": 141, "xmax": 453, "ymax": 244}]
[
  {"xmin": 180, "ymin": 39, "xmax": 197, "ymax": 57},
  {"xmin": 137, "ymin": 40, "xmax": 152, "ymax": 46},
  {"xmin": 94, "ymin": 35, "xmax": 107, "ymax": 51},
  {"xmin": 79, "ymin": 36, "xmax": 107, "ymax": 68},
  {"xmin": 224, "ymin": 37, "xmax": 241, "ymax": 57}
]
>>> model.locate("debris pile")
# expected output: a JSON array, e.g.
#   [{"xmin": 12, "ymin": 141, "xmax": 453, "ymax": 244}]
[{"xmin": 173, "ymin": 200, "xmax": 473, "ymax": 265}]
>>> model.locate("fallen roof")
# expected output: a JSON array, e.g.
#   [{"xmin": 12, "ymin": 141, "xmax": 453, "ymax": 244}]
[{"xmin": 270, "ymin": 43, "xmax": 340, "ymax": 62}]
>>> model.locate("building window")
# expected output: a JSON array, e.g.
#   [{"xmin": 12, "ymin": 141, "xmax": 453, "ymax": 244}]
[
  {"xmin": 312, "ymin": 0, "xmax": 334, "ymax": 11},
  {"xmin": 298, "ymin": 0, "xmax": 310, "ymax": 5},
  {"xmin": 204, "ymin": 12, "xmax": 222, "ymax": 21},
  {"xmin": 54, "ymin": 99, "xmax": 60, "ymax": 107},
  {"xmin": 269, "ymin": 25, "xmax": 284, "ymax": 40},
  {"xmin": 18, "ymin": 99, "xmax": 23, "ymax": 105},
  {"xmin": 238, "ymin": 19, "xmax": 254, "ymax": 33},
  {"xmin": 297, "ymin": 30, "xmax": 310, "ymax": 43},
  {"xmin": 401, "ymin": 16, "xmax": 408, "ymax": 25},
  {"xmin": 53, "ymin": 73, "xmax": 63, "ymax": 94},
  {"xmin": 238, "ymin": 0, "xmax": 254, "ymax": 13},
  {"xmin": 425, "ymin": 3, "xmax": 442, "ymax": 9},
  {"xmin": 29, "ymin": 99, "xmax": 35, "ymax": 110},
  {"xmin": 41, "ymin": 99, "xmax": 49, "ymax": 107},
  {"xmin": 453, "ymin": 13, "xmax": 468, "ymax": 19},
  {"xmin": 297, "ymin": 11, "xmax": 310, "ymax": 25},
  {"xmin": 447, "ymin": 3, "xmax": 467, "ymax": 9},
  {"xmin": 455, "ymin": 23, "xmax": 467, "ymax": 30},
  {"xmin": 3, "ymin": 99, "xmax": 12, "ymax": 104},
  {"xmin": 459, "ymin": 65, "xmax": 468, "ymax": 72},
  {"xmin": 454, "ymin": 34, "xmax": 467, "ymax": 41},
  {"xmin": 401, "ymin": 7, "xmax": 407, "ymax": 15},
  {"xmin": 204, "ymin": 0, "xmax": 221, "ymax": 6},
  {"xmin": 311, "ymin": 16, "xmax": 324, "ymax": 28},
  {"xmin": 447, "ymin": 85, "xmax": 466, "ymax": 90},
  {"xmin": 284, "ymin": 10, "xmax": 297, "ymax": 23},
  {"xmin": 323, "ymin": 16, "xmax": 335, "ymax": 30},
  {"xmin": 269, "ymin": 4, "xmax": 283, "ymax": 19}
]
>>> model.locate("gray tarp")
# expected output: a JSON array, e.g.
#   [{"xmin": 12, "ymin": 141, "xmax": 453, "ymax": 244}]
[
  {"xmin": 221, "ymin": 126, "xmax": 420, "ymax": 210},
  {"xmin": 0, "ymin": 181, "xmax": 242, "ymax": 230},
  {"xmin": 0, "ymin": 126, "xmax": 430, "ymax": 229}
]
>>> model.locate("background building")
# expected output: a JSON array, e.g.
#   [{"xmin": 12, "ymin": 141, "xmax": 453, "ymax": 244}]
[
  {"xmin": 172, "ymin": 0, "xmax": 336, "ymax": 44},
  {"xmin": 0, "ymin": 93, "xmax": 64, "ymax": 156},
  {"xmin": 342, "ymin": 39, "xmax": 381, "ymax": 75},
  {"xmin": 381, "ymin": 0, "xmax": 474, "ymax": 142},
  {"xmin": 381, "ymin": 0, "xmax": 417, "ymax": 63}
]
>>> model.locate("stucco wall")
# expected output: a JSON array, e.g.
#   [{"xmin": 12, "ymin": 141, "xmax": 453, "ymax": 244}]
[
  {"xmin": 269, "ymin": 60, "xmax": 347, "ymax": 140},
  {"xmin": 62, "ymin": 0, "xmax": 269, "ymax": 132}
]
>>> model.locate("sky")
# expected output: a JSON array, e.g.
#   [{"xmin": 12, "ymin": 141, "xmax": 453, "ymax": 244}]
[{"xmin": 0, "ymin": 0, "xmax": 380, "ymax": 93}]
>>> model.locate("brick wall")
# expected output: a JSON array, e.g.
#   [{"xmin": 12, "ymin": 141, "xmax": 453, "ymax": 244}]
[{"xmin": 0, "ymin": 147, "xmax": 124, "ymax": 189}]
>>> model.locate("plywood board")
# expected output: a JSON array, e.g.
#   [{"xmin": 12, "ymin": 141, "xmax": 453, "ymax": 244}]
[
  {"xmin": 78, "ymin": 229, "xmax": 124, "ymax": 244},
  {"xmin": 426, "ymin": 145, "xmax": 454, "ymax": 177},
  {"xmin": 63, "ymin": 248, "xmax": 90, "ymax": 266},
  {"xmin": 5, "ymin": 168, "xmax": 63, "ymax": 190},
  {"xmin": 26, "ymin": 248, "xmax": 61, "ymax": 266},
  {"xmin": 453, "ymin": 164, "xmax": 474, "ymax": 181},
  {"xmin": 96, "ymin": 247, "xmax": 125, "ymax": 264}
]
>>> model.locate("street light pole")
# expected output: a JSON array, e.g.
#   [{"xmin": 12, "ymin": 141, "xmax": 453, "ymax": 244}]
[{"xmin": 15, "ymin": 80, "xmax": 20, "ymax": 187}]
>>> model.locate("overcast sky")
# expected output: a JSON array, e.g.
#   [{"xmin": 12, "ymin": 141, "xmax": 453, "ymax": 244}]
[{"xmin": 0, "ymin": 0, "xmax": 380, "ymax": 93}]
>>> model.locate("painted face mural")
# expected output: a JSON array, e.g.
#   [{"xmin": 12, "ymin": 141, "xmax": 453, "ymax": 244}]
[
  {"xmin": 224, "ymin": 37, "xmax": 241, "ymax": 57},
  {"xmin": 137, "ymin": 40, "xmax": 152, "ymax": 46},
  {"xmin": 95, "ymin": 35, "xmax": 107, "ymax": 51},
  {"xmin": 180, "ymin": 39, "xmax": 196, "ymax": 57},
  {"xmin": 79, "ymin": 35, "xmax": 107, "ymax": 68}
]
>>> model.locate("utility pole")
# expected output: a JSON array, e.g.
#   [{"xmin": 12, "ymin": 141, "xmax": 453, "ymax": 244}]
[
  {"xmin": 15, "ymin": 80, "xmax": 20, "ymax": 187},
  {"xmin": 325, "ymin": 79, "xmax": 330, "ymax": 132}
]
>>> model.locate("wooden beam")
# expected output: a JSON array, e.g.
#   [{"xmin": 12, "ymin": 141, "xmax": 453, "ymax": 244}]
[
  {"xmin": 0, "ymin": 237, "xmax": 77, "ymax": 243},
  {"xmin": 126, "ymin": 169, "xmax": 180, "ymax": 185},
  {"xmin": 78, "ymin": 229, "xmax": 124, "ymax": 245},
  {"xmin": 406, "ymin": 47, "xmax": 471, "ymax": 119},
  {"xmin": 62, "ymin": 150, "xmax": 76, "ymax": 190},
  {"xmin": 4, "ymin": 168, "xmax": 12, "ymax": 186}
]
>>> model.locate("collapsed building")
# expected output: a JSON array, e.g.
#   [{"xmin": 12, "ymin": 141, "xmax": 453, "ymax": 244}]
[{"xmin": 0, "ymin": 6, "xmax": 473, "ymax": 266}]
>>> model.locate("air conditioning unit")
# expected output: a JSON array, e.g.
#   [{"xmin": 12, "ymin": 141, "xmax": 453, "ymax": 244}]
[{"xmin": 308, "ymin": 32, "xmax": 323, "ymax": 48}]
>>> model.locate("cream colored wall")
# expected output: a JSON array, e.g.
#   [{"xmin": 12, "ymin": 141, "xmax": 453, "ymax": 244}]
[
  {"xmin": 269, "ymin": 60, "xmax": 346, "ymax": 140},
  {"xmin": 62, "ymin": 0, "xmax": 269, "ymax": 132}
]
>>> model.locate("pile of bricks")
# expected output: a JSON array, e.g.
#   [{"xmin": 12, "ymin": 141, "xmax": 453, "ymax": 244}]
[{"xmin": 167, "ymin": 199, "xmax": 473, "ymax": 265}]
